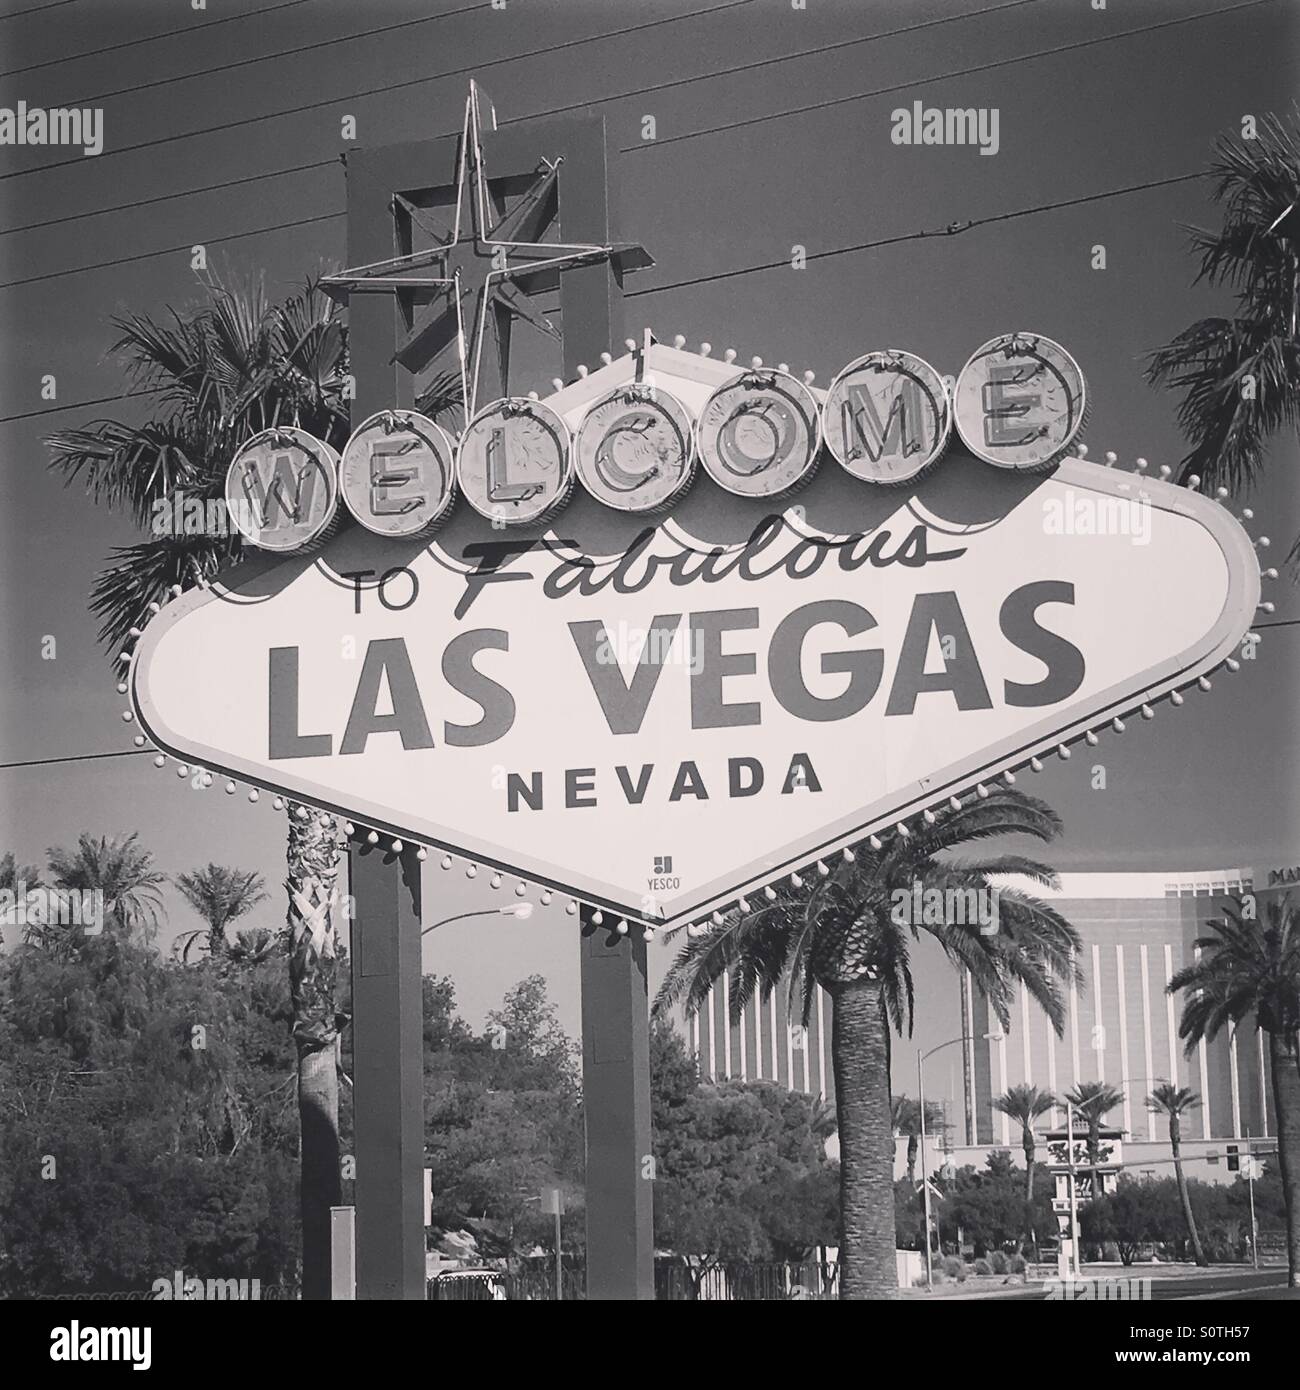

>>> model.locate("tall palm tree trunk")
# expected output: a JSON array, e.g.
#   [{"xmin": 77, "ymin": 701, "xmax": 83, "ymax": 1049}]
[
  {"xmin": 1168, "ymin": 1116, "xmax": 1207, "ymax": 1266},
  {"xmin": 287, "ymin": 806, "xmax": 343, "ymax": 1300},
  {"xmin": 831, "ymin": 977, "xmax": 897, "ymax": 1298},
  {"xmin": 1023, "ymin": 1134, "xmax": 1037, "ymax": 1260},
  {"xmin": 1268, "ymin": 1029, "xmax": 1300, "ymax": 1287}
]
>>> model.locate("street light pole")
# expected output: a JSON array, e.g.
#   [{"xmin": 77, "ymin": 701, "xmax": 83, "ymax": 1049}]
[
  {"xmin": 1066, "ymin": 1101, "xmax": 1081, "ymax": 1279},
  {"xmin": 918, "ymin": 1030, "xmax": 1002, "ymax": 1290},
  {"xmin": 422, "ymin": 903, "xmax": 534, "ymax": 935},
  {"xmin": 919, "ymin": 1048, "xmax": 933, "ymax": 1291}
]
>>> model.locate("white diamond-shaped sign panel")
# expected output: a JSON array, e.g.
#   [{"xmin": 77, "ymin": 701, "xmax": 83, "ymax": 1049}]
[{"xmin": 130, "ymin": 352, "xmax": 1260, "ymax": 929}]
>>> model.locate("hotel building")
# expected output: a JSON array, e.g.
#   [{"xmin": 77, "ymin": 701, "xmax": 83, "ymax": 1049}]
[{"xmin": 686, "ymin": 865, "xmax": 1292, "ymax": 1183}]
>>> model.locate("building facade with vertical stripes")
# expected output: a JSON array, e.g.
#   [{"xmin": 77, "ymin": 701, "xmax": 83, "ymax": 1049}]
[
  {"xmin": 963, "ymin": 867, "xmax": 1284, "ymax": 1179},
  {"xmin": 687, "ymin": 975, "xmax": 835, "ymax": 1102},
  {"xmin": 683, "ymin": 865, "xmax": 1291, "ymax": 1184}
]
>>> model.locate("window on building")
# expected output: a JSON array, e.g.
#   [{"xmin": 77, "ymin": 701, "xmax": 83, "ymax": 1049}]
[
  {"xmin": 1227, "ymin": 1145, "xmax": 1240, "ymax": 1173},
  {"xmin": 1206, "ymin": 1152, "xmax": 1220, "ymax": 1166}
]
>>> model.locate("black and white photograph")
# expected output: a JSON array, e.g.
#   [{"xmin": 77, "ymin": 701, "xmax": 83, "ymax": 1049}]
[{"xmin": 1, "ymin": 0, "xmax": 1298, "ymax": 1358}]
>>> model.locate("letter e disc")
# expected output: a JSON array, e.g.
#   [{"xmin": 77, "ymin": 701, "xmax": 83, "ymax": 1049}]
[
  {"xmin": 574, "ymin": 385, "xmax": 696, "ymax": 513},
  {"xmin": 696, "ymin": 368, "xmax": 821, "ymax": 498},
  {"xmin": 457, "ymin": 397, "xmax": 573, "ymax": 526},
  {"xmin": 823, "ymin": 350, "xmax": 951, "ymax": 485},
  {"xmin": 225, "ymin": 427, "xmax": 340, "ymax": 552},
  {"xmin": 953, "ymin": 332, "xmax": 1086, "ymax": 471},
  {"xmin": 340, "ymin": 410, "xmax": 456, "ymax": 537}
]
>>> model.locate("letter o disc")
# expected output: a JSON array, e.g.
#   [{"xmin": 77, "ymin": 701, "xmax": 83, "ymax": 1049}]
[
  {"xmin": 457, "ymin": 397, "xmax": 573, "ymax": 526},
  {"xmin": 695, "ymin": 368, "xmax": 821, "ymax": 498},
  {"xmin": 224, "ymin": 427, "xmax": 340, "ymax": 553},
  {"xmin": 340, "ymin": 410, "xmax": 456, "ymax": 537},
  {"xmin": 823, "ymin": 350, "xmax": 951, "ymax": 485},
  {"xmin": 953, "ymin": 332, "xmax": 1086, "ymax": 471},
  {"xmin": 574, "ymin": 385, "xmax": 696, "ymax": 513}
]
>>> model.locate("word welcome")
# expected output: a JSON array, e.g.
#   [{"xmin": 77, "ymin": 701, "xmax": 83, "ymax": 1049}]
[
  {"xmin": 223, "ymin": 332, "xmax": 1085, "ymax": 548},
  {"xmin": 1, "ymin": 102, "xmax": 102, "ymax": 155}
]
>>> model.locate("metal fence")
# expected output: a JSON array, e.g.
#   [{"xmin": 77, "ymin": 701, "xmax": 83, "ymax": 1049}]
[{"xmin": 427, "ymin": 1259, "xmax": 840, "ymax": 1301}]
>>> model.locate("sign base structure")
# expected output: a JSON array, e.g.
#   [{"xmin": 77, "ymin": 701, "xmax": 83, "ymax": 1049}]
[{"xmin": 131, "ymin": 340, "xmax": 1263, "ymax": 934}]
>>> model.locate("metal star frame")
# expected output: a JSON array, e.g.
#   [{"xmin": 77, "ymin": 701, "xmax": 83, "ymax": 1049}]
[{"xmin": 322, "ymin": 81, "xmax": 652, "ymax": 420}]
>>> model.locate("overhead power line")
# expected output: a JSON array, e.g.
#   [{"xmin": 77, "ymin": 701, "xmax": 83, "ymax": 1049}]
[
  {"xmin": 0, "ymin": 0, "xmax": 758, "ymax": 183},
  {"xmin": 0, "ymin": 166, "xmax": 1213, "ymax": 425},
  {"xmin": 0, "ymin": 0, "xmax": 85, "ymax": 23},
  {"xmin": 0, "ymin": 0, "xmax": 314, "ymax": 76},
  {"xmin": 618, "ymin": 0, "xmax": 1283, "ymax": 153},
  {"xmin": 0, "ymin": 0, "xmax": 1260, "ymax": 282},
  {"xmin": 0, "ymin": 747, "xmax": 149, "ymax": 771},
  {"xmin": 625, "ymin": 171, "xmax": 1207, "ymax": 297},
  {"xmin": 0, "ymin": 0, "xmax": 1041, "ymax": 238},
  {"xmin": 0, "ymin": 209, "xmax": 345, "ymax": 290},
  {"xmin": 60, "ymin": 1, "xmax": 486, "ymax": 108},
  {"xmin": 0, "ymin": 0, "xmax": 315, "ymax": 76}
]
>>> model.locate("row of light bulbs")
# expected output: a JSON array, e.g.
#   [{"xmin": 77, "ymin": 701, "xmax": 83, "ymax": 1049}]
[{"xmin": 118, "ymin": 447, "xmax": 1273, "ymax": 942}]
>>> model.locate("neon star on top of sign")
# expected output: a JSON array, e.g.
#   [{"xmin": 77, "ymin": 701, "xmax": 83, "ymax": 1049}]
[{"xmin": 321, "ymin": 81, "xmax": 652, "ymax": 421}]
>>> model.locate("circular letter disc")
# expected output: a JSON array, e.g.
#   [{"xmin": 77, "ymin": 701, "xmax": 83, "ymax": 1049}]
[
  {"xmin": 224, "ymin": 427, "xmax": 340, "ymax": 552},
  {"xmin": 574, "ymin": 384, "xmax": 696, "ymax": 512},
  {"xmin": 695, "ymin": 368, "xmax": 821, "ymax": 498},
  {"xmin": 823, "ymin": 349, "xmax": 952, "ymax": 485},
  {"xmin": 953, "ymin": 332, "xmax": 1086, "ymax": 471},
  {"xmin": 340, "ymin": 410, "xmax": 457, "ymax": 537},
  {"xmin": 457, "ymin": 397, "xmax": 573, "ymax": 526}
]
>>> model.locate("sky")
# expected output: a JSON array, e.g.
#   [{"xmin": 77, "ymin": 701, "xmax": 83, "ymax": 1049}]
[{"xmin": 1, "ymin": 0, "xmax": 1298, "ymax": 1116}]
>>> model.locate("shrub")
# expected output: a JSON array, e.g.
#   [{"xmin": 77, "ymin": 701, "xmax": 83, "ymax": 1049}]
[
  {"xmin": 989, "ymin": 1251, "xmax": 1009, "ymax": 1275},
  {"xmin": 926, "ymin": 1268, "xmax": 944, "ymax": 1286},
  {"xmin": 1010, "ymin": 1254, "xmax": 1028, "ymax": 1275},
  {"xmin": 974, "ymin": 1258, "xmax": 992, "ymax": 1276},
  {"xmin": 942, "ymin": 1255, "xmax": 963, "ymax": 1278}
]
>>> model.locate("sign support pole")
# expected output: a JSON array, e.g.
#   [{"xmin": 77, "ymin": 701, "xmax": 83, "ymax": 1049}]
[
  {"xmin": 580, "ymin": 912, "xmax": 654, "ymax": 1299},
  {"xmin": 351, "ymin": 842, "xmax": 426, "ymax": 1299},
  {"xmin": 554, "ymin": 120, "xmax": 655, "ymax": 1302}
]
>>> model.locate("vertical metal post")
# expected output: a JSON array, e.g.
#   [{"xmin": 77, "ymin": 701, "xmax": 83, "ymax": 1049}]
[
  {"xmin": 1067, "ymin": 1101, "xmax": 1081, "ymax": 1278},
  {"xmin": 351, "ymin": 842, "xmax": 426, "ymax": 1298},
  {"xmin": 330, "ymin": 1207, "xmax": 356, "ymax": 1300},
  {"xmin": 919, "ymin": 1049, "xmax": 933, "ymax": 1290},
  {"xmin": 554, "ymin": 1206, "xmax": 563, "ymax": 1301},
  {"xmin": 580, "ymin": 910, "xmax": 653, "ymax": 1299}
]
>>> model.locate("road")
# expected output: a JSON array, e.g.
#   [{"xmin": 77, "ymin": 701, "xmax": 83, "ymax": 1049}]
[{"xmin": 984, "ymin": 1268, "xmax": 1295, "ymax": 1300}]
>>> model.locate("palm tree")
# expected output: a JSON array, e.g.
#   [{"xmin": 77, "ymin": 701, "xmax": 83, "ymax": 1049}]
[
  {"xmin": 1064, "ymin": 1080, "xmax": 1125, "ymax": 1197},
  {"xmin": 174, "ymin": 863, "xmax": 268, "ymax": 961},
  {"xmin": 656, "ymin": 787, "xmax": 1082, "ymax": 1298},
  {"xmin": 45, "ymin": 269, "xmax": 462, "ymax": 1299},
  {"xmin": 0, "ymin": 851, "xmax": 43, "ymax": 949},
  {"xmin": 1168, "ymin": 896, "xmax": 1300, "ymax": 1286},
  {"xmin": 45, "ymin": 832, "xmax": 165, "ymax": 944},
  {"xmin": 1146, "ymin": 110, "xmax": 1300, "ymax": 561},
  {"xmin": 1148, "ymin": 1083, "xmax": 1208, "ymax": 1267},
  {"xmin": 226, "ymin": 925, "xmax": 280, "ymax": 967},
  {"xmin": 891, "ymin": 1095, "xmax": 944, "ymax": 1187},
  {"xmin": 994, "ymin": 1082, "xmax": 1056, "ymax": 1258}
]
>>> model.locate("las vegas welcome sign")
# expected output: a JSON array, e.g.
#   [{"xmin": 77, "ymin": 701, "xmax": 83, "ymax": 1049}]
[{"xmin": 130, "ymin": 334, "xmax": 1262, "ymax": 929}]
